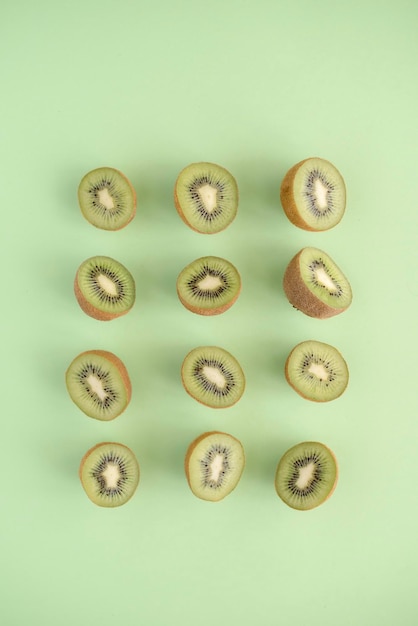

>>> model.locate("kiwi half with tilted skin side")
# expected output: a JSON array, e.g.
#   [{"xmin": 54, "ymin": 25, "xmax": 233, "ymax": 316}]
[
  {"xmin": 280, "ymin": 157, "xmax": 346, "ymax": 231},
  {"xmin": 181, "ymin": 346, "xmax": 245, "ymax": 409},
  {"xmin": 285, "ymin": 340, "xmax": 349, "ymax": 402},
  {"xmin": 283, "ymin": 247, "xmax": 352, "ymax": 319},
  {"xmin": 185, "ymin": 431, "xmax": 245, "ymax": 502},
  {"xmin": 174, "ymin": 162, "xmax": 238, "ymax": 234},
  {"xmin": 66, "ymin": 350, "xmax": 131, "ymax": 420},
  {"xmin": 74, "ymin": 255, "xmax": 135, "ymax": 321},
  {"xmin": 79, "ymin": 442, "xmax": 140, "ymax": 507},
  {"xmin": 78, "ymin": 167, "xmax": 136, "ymax": 230},
  {"xmin": 177, "ymin": 256, "xmax": 241, "ymax": 315},
  {"xmin": 275, "ymin": 441, "xmax": 338, "ymax": 510}
]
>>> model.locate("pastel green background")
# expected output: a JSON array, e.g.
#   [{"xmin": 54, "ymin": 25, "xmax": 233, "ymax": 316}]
[{"xmin": 2, "ymin": 1, "xmax": 417, "ymax": 624}]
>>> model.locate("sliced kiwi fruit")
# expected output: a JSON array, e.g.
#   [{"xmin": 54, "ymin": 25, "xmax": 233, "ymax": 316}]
[
  {"xmin": 275, "ymin": 442, "xmax": 338, "ymax": 510},
  {"xmin": 181, "ymin": 346, "xmax": 245, "ymax": 408},
  {"xmin": 74, "ymin": 255, "xmax": 135, "ymax": 321},
  {"xmin": 283, "ymin": 247, "xmax": 352, "ymax": 318},
  {"xmin": 78, "ymin": 167, "xmax": 136, "ymax": 230},
  {"xmin": 66, "ymin": 350, "xmax": 131, "ymax": 420},
  {"xmin": 79, "ymin": 442, "xmax": 140, "ymax": 507},
  {"xmin": 185, "ymin": 431, "xmax": 245, "ymax": 502},
  {"xmin": 280, "ymin": 157, "xmax": 346, "ymax": 231},
  {"xmin": 177, "ymin": 256, "xmax": 241, "ymax": 315},
  {"xmin": 174, "ymin": 162, "xmax": 238, "ymax": 234},
  {"xmin": 285, "ymin": 340, "xmax": 348, "ymax": 402}
]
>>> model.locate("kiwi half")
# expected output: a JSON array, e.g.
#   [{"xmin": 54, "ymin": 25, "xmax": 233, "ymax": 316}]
[
  {"xmin": 66, "ymin": 350, "xmax": 131, "ymax": 420},
  {"xmin": 280, "ymin": 157, "xmax": 346, "ymax": 231},
  {"xmin": 79, "ymin": 442, "xmax": 140, "ymax": 507},
  {"xmin": 285, "ymin": 340, "xmax": 349, "ymax": 402},
  {"xmin": 181, "ymin": 346, "xmax": 245, "ymax": 408},
  {"xmin": 174, "ymin": 162, "xmax": 238, "ymax": 234},
  {"xmin": 74, "ymin": 255, "xmax": 135, "ymax": 320},
  {"xmin": 78, "ymin": 167, "xmax": 136, "ymax": 230},
  {"xmin": 275, "ymin": 442, "xmax": 338, "ymax": 510},
  {"xmin": 185, "ymin": 431, "xmax": 245, "ymax": 502},
  {"xmin": 283, "ymin": 247, "xmax": 352, "ymax": 318},
  {"xmin": 177, "ymin": 256, "xmax": 241, "ymax": 315}
]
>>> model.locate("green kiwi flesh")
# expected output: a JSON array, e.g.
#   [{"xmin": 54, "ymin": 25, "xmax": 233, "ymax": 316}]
[
  {"xmin": 185, "ymin": 431, "xmax": 245, "ymax": 501},
  {"xmin": 66, "ymin": 350, "xmax": 131, "ymax": 420},
  {"xmin": 74, "ymin": 255, "xmax": 135, "ymax": 320},
  {"xmin": 275, "ymin": 442, "xmax": 338, "ymax": 510},
  {"xmin": 285, "ymin": 340, "xmax": 348, "ymax": 402},
  {"xmin": 283, "ymin": 247, "xmax": 352, "ymax": 318},
  {"xmin": 280, "ymin": 157, "xmax": 346, "ymax": 231},
  {"xmin": 79, "ymin": 442, "xmax": 140, "ymax": 507},
  {"xmin": 174, "ymin": 162, "xmax": 238, "ymax": 234},
  {"xmin": 78, "ymin": 167, "xmax": 136, "ymax": 230},
  {"xmin": 181, "ymin": 346, "xmax": 245, "ymax": 408},
  {"xmin": 177, "ymin": 256, "xmax": 241, "ymax": 315}
]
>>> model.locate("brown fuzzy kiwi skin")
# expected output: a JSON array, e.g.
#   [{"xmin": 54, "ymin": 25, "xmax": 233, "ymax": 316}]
[
  {"xmin": 284, "ymin": 342, "xmax": 349, "ymax": 403},
  {"xmin": 176, "ymin": 277, "xmax": 242, "ymax": 316},
  {"xmin": 184, "ymin": 431, "xmax": 245, "ymax": 500},
  {"xmin": 274, "ymin": 442, "xmax": 339, "ymax": 510},
  {"xmin": 74, "ymin": 270, "xmax": 133, "ymax": 321},
  {"xmin": 280, "ymin": 158, "xmax": 345, "ymax": 232},
  {"xmin": 174, "ymin": 165, "xmax": 239, "ymax": 235},
  {"xmin": 78, "ymin": 168, "xmax": 137, "ymax": 231},
  {"xmin": 283, "ymin": 250, "xmax": 350, "ymax": 319}
]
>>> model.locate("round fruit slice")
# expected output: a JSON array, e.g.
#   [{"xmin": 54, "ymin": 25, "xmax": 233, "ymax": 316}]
[
  {"xmin": 280, "ymin": 157, "xmax": 346, "ymax": 231},
  {"xmin": 66, "ymin": 350, "xmax": 131, "ymax": 420},
  {"xmin": 74, "ymin": 255, "xmax": 135, "ymax": 320},
  {"xmin": 283, "ymin": 247, "xmax": 352, "ymax": 318},
  {"xmin": 181, "ymin": 346, "xmax": 245, "ymax": 408},
  {"xmin": 174, "ymin": 162, "xmax": 238, "ymax": 234},
  {"xmin": 285, "ymin": 340, "xmax": 349, "ymax": 402},
  {"xmin": 185, "ymin": 431, "xmax": 245, "ymax": 502},
  {"xmin": 78, "ymin": 167, "xmax": 136, "ymax": 230},
  {"xmin": 275, "ymin": 442, "xmax": 338, "ymax": 510},
  {"xmin": 79, "ymin": 442, "xmax": 140, "ymax": 507},
  {"xmin": 177, "ymin": 256, "xmax": 241, "ymax": 315}
]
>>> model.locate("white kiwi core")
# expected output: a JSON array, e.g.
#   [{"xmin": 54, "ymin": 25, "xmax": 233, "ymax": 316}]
[
  {"xmin": 98, "ymin": 188, "xmax": 115, "ymax": 210},
  {"xmin": 97, "ymin": 273, "xmax": 118, "ymax": 295},
  {"xmin": 197, "ymin": 275, "xmax": 222, "ymax": 291},
  {"xmin": 308, "ymin": 362, "xmax": 329, "ymax": 381},
  {"xmin": 315, "ymin": 267, "xmax": 336, "ymax": 291},
  {"xmin": 209, "ymin": 454, "xmax": 224, "ymax": 482},
  {"xmin": 101, "ymin": 463, "xmax": 121, "ymax": 489},
  {"xmin": 295, "ymin": 462, "xmax": 315, "ymax": 490},
  {"xmin": 198, "ymin": 184, "xmax": 218, "ymax": 213},
  {"xmin": 313, "ymin": 178, "xmax": 328, "ymax": 210},
  {"xmin": 203, "ymin": 366, "xmax": 226, "ymax": 388},
  {"xmin": 86, "ymin": 374, "xmax": 108, "ymax": 401}
]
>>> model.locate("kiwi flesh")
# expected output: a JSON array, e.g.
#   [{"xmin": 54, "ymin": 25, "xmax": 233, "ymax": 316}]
[
  {"xmin": 74, "ymin": 255, "xmax": 135, "ymax": 321},
  {"xmin": 185, "ymin": 431, "xmax": 245, "ymax": 502},
  {"xmin": 280, "ymin": 157, "xmax": 346, "ymax": 231},
  {"xmin": 283, "ymin": 247, "xmax": 352, "ymax": 318},
  {"xmin": 79, "ymin": 442, "xmax": 140, "ymax": 507},
  {"xmin": 78, "ymin": 167, "xmax": 136, "ymax": 230},
  {"xmin": 181, "ymin": 346, "xmax": 245, "ymax": 408},
  {"xmin": 66, "ymin": 350, "xmax": 131, "ymax": 420},
  {"xmin": 285, "ymin": 340, "xmax": 348, "ymax": 402},
  {"xmin": 174, "ymin": 162, "xmax": 238, "ymax": 234},
  {"xmin": 275, "ymin": 442, "xmax": 338, "ymax": 510},
  {"xmin": 177, "ymin": 256, "xmax": 241, "ymax": 315}
]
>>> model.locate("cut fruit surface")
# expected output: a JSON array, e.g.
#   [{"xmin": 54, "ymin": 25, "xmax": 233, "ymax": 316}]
[
  {"xmin": 181, "ymin": 346, "xmax": 245, "ymax": 408},
  {"xmin": 174, "ymin": 162, "xmax": 238, "ymax": 234},
  {"xmin": 74, "ymin": 255, "xmax": 135, "ymax": 320},
  {"xmin": 79, "ymin": 442, "xmax": 140, "ymax": 507},
  {"xmin": 285, "ymin": 340, "xmax": 348, "ymax": 402},
  {"xmin": 280, "ymin": 157, "xmax": 346, "ymax": 231},
  {"xmin": 275, "ymin": 442, "xmax": 338, "ymax": 510},
  {"xmin": 283, "ymin": 247, "xmax": 352, "ymax": 318},
  {"xmin": 78, "ymin": 167, "xmax": 136, "ymax": 230},
  {"xmin": 177, "ymin": 256, "xmax": 241, "ymax": 315},
  {"xmin": 66, "ymin": 350, "xmax": 131, "ymax": 420},
  {"xmin": 185, "ymin": 431, "xmax": 245, "ymax": 501}
]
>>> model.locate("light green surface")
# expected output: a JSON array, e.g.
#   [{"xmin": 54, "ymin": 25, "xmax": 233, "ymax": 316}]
[{"xmin": 2, "ymin": 1, "xmax": 417, "ymax": 625}]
